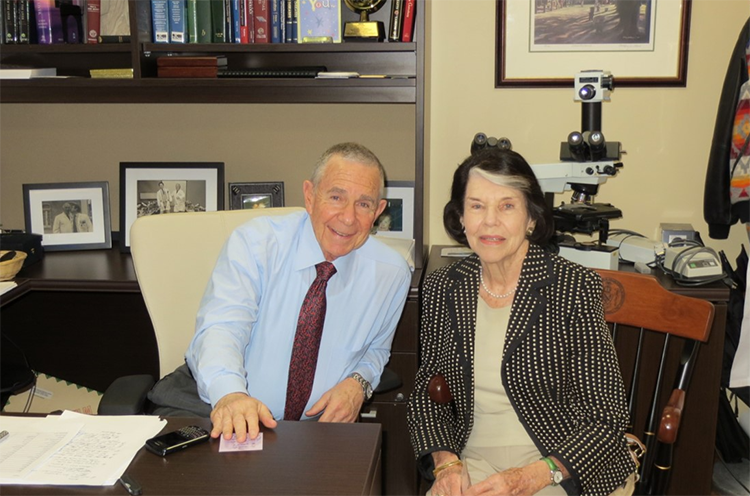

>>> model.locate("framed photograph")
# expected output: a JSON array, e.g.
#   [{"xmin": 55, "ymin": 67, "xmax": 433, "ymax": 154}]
[
  {"xmin": 371, "ymin": 181, "xmax": 415, "ymax": 240},
  {"xmin": 229, "ymin": 182, "xmax": 285, "ymax": 210},
  {"xmin": 23, "ymin": 181, "xmax": 112, "ymax": 252},
  {"xmin": 496, "ymin": 0, "xmax": 692, "ymax": 87},
  {"xmin": 119, "ymin": 162, "xmax": 224, "ymax": 252}
]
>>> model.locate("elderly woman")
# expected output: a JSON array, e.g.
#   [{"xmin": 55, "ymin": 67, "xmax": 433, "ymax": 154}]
[{"xmin": 407, "ymin": 149, "xmax": 636, "ymax": 496}]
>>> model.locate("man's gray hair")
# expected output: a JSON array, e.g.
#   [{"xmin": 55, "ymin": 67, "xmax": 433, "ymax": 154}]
[{"xmin": 310, "ymin": 142, "xmax": 386, "ymax": 199}]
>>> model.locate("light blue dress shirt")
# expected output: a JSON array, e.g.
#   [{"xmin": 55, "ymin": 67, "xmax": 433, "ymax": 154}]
[{"xmin": 186, "ymin": 211, "xmax": 411, "ymax": 420}]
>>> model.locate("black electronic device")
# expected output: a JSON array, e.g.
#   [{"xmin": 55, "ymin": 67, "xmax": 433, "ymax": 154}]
[{"xmin": 145, "ymin": 425, "xmax": 210, "ymax": 456}]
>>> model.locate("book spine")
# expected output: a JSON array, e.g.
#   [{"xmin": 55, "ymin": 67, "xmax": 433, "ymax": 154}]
[
  {"xmin": 230, "ymin": 0, "xmax": 240, "ymax": 42},
  {"xmin": 245, "ymin": 0, "xmax": 253, "ymax": 41},
  {"xmin": 186, "ymin": 0, "xmax": 197, "ymax": 41},
  {"xmin": 252, "ymin": 0, "xmax": 266, "ymax": 43},
  {"xmin": 151, "ymin": 0, "xmax": 169, "ymax": 42},
  {"xmin": 73, "ymin": 0, "xmax": 86, "ymax": 41},
  {"xmin": 224, "ymin": 0, "xmax": 231, "ymax": 41},
  {"xmin": 195, "ymin": 0, "xmax": 211, "ymax": 42},
  {"xmin": 50, "ymin": 4, "xmax": 64, "ymax": 42},
  {"xmin": 168, "ymin": 0, "xmax": 186, "ymax": 42},
  {"xmin": 269, "ymin": 0, "xmax": 279, "ymax": 43},
  {"xmin": 3, "ymin": 0, "xmax": 18, "ymax": 44},
  {"xmin": 85, "ymin": 0, "xmax": 99, "ymax": 42},
  {"xmin": 237, "ymin": 0, "xmax": 247, "ymax": 42},
  {"xmin": 388, "ymin": 0, "xmax": 403, "ymax": 42},
  {"xmin": 400, "ymin": 0, "xmax": 414, "ymax": 42},
  {"xmin": 289, "ymin": 0, "xmax": 295, "ymax": 42},
  {"xmin": 34, "ymin": 0, "xmax": 54, "ymax": 44},
  {"xmin": 283, "ymin": 0, "xmax": 290, "ymax": 42},
  {"xmin": 210, "ymin": 0, "xmax": 225, "ymax": 42},
  {"xmin": 16, "ymin": 0, "xmax": 30, "ymax": 43}
]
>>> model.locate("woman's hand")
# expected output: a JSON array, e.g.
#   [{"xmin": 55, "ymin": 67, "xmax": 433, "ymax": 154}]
[
  {"xmin": 430, "ymin": 452, "xmax": 464, "ymax": 496},
  {"xmin": 430, "ymin": 465, "xmax": 463, "ymax": 496},
  {"xmin": 463, "ymin": 461, "xmax": 551, "ymax": 496}
]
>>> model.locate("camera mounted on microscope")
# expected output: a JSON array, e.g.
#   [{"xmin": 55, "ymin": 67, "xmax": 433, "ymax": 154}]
[{"xmin": 574, "ymin": 70, "xmax": 614, "ymax": 103}]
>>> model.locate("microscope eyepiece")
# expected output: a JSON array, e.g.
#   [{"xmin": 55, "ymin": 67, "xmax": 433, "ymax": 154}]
[{"xmin": 471, "ymin": 133, "xmax": 513, "ymax": 154}]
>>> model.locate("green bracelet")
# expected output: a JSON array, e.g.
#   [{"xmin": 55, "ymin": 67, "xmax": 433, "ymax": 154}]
[{"xmin": 540, "ymin": 457, "xmax": 564, "ymax": 486}]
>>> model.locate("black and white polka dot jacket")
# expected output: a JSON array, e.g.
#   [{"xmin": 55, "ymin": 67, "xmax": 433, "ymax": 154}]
[{"xmin": 407, "ymin": 244, "xmax": 636, "ymax": 495}]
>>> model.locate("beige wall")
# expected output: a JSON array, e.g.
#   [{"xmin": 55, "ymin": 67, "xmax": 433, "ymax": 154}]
[
  {"xmin": 0, "ymin": 104, "xmax": 415, "ymax": 231},
  {"xmin": 426, "ymin": 0, "xmax": 750, "ymax": 262}
]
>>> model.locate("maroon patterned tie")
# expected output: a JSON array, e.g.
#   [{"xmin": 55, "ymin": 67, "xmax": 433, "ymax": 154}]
[{"xmin": 284, "ymin": 261, "xmax": 337, "ymax": 420}]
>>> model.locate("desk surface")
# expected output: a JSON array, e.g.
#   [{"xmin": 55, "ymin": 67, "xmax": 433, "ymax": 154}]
[{"xmin": 1, "ymin": 418, "xmax": 382, "ymax": 496}]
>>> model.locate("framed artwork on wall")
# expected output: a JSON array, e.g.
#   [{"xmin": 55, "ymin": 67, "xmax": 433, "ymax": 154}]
[
  {"xmin": 370, "ymin": 181, "xmax": 415, "ymax": 240},
  {"xmin": 119, "ymin": 162, "xmax": 225, "ymax": 252},
  {"xmin": 23, "ymin": 181, "xmax": 112, "ymax": 251},
  {"xmin": 229, "ymin": 182, "xmax": 285, "ymax": 210},
  {"xmin": 496, "ymin": 0, "xmax": 692, "ymax": 87}
]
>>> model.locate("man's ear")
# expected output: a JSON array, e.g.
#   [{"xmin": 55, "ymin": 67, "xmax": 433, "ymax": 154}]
[
  {"xmin": 303, "ymin": 180, "xmax": 315, "ymax": 213},
  {"xmin": 374, "ymin": 199, "xmax": 387, "ymax": 219}
]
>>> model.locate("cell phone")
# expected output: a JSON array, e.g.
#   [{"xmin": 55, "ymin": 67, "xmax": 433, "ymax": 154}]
[{"xmin": 145, "ymin": 425, "xmax": 210, "ymax": 456}]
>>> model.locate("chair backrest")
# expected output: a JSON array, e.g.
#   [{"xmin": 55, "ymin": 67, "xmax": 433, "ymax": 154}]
[
  {"xmin": 130, "ymin": 207, "xmax": 304, "ymax": 379},
  {"xmin": 596, "ymin": 269, "xmax": 715, "ymax": 496}
]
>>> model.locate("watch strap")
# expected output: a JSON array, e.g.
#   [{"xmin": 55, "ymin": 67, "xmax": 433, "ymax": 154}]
[
  {"xmin": 349, "ymin": 372, "xmax": 372, "ymax": 400},
  {"xmin": 540, "ymin": 457, "xmax": 562, "ymax": 486}
]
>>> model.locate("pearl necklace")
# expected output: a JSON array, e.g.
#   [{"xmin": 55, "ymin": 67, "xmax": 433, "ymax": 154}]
[{"xmin": 479, "ymin": 266, "xmax": 517, "ymax": 299}]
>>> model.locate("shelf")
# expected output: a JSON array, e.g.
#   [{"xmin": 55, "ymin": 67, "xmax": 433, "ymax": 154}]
[
  {"xmin": 0, "ymin": 43, "xmax": 132, "ymax": 54},
  {"xmin": 142, "ymin": 41, "xmax": 417, "ymax": 54},
  {"xmin": 0, "ymin": 76, "xmax": 416, "ymax": 103}
]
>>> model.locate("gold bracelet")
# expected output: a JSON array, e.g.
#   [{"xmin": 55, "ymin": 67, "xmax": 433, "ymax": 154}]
[{"xmin": 433, "ymin": 459, "xmax": 463, "ymax": 477}]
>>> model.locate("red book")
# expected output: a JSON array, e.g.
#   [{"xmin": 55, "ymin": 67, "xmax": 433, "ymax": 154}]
[
  {"xmin": 239, "ymin": 0, "xmax": 249, "ymax": 43},
  {"xmin": 401, "ymin": 0, "xmax": 415, "ymax": 42},
  {"xmin": 246, "ymin": 0, "xmax": 255, "ymax": 42},
  {"xmin": 86, "ymin": 0, "xmax": 101, "ymax": 43},
  {"xmin": 157, "ymin": 66, "xmax": 222, "ymax": 78},
  {"xmin": 252, "ymin": 0, "xmax": 268, "ymax": 43}
]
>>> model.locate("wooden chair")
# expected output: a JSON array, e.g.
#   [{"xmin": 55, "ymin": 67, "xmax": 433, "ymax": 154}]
[{"xmin": 596, "ymin": 269, "xmax": 715, "ymax": 496}]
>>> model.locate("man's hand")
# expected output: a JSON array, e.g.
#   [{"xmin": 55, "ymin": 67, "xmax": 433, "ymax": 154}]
[
  {"xmin": 306, "ymin": 377, "xmax": 364, "ymax": 422},
  {"xmin": 210, "ymin": 392, "xmax": 277, "ymax": 442}
]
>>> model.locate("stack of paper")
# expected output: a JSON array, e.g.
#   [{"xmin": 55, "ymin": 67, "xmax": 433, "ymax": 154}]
[{"xmin": 0, "ymin": 411, "xmax": 166, "ymax": 486}]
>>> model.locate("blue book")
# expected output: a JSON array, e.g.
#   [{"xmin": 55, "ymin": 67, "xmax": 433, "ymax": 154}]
[
  {"xmin": 169, "ymin": 0, "xmax": 187, "ymax": 43},
  {"xmin": 270, "ymin": 0, "xmax": 281, "ymax": 43},
  {"xmin": 283, "ymin": 0, "xmax": 291, "ymax": 42},
  {"xmin": 151, "ymin": 0, "xmax": 169, "ymax": 42},
  {"xmin": 230, "ymin": 0, "xmax": 240, "ymax": 42}
]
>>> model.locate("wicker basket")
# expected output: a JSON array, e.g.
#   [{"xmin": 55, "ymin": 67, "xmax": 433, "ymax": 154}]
[{"xmin": 0, "ymin": 250, "xmax": 27, "ymax": 281}]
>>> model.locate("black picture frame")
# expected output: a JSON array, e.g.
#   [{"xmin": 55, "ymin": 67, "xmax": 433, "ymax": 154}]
[
  {"xmin": 496, "ymin": 0, "xmax": 692, "ymax": 87},
  {"xmin": 370, "ymin": 180, "xmax": 415, "ymax": 240},
  {"xmin": 22, "ymin": 181, "xmax": 112, "ymax": 252},
  {"xmin": 229, "ymin": 182, "xmax": 285, "ymax": 210},
  {"xmin": 119, "ymin": 162, "xmax": 225, "ymax": 252}
]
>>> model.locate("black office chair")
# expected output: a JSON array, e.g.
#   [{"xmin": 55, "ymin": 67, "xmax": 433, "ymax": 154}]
[{"xmin": 1, "ymin": 333, "xmax": 37, "ymax": 409}]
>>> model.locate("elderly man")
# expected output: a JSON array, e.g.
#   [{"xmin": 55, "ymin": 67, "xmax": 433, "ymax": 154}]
[
  {"xmin": 52, "ymin": 202, "xmax": 75, "ymax": 233},
  {"xmin": 148, "ymin": 142, "xmax": 412, "ymax": 442}
]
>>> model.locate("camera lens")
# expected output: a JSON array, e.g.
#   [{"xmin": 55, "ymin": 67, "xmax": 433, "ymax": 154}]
[
  {"xmin": 473, "ymin": 133, "xmax": 487, "ymax": 146},
  {"xmin": 578, "ymin": 84, "xmax": 596, "ymax": 101},
  {"xmin": 497, "ymin": 137, "xmax": 512, "ymax": 151}
]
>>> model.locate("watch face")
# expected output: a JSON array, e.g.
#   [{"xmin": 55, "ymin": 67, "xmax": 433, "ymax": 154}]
[{"xmin": 553, "ymin": 471, "xmax": 564, "ymax": 485}]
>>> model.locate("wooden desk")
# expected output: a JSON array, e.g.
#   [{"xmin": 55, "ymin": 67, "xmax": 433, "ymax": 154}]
[
  {"xmin": 0, "ymin": 418, "xmax": 382, "ymax": 496},
  {"xmin": 0, "ymin": 245, "xmax": 159, "ymax": 392},
  {"xmin": 425, "ymin": 246, "xmax": 729, "ymax": 496}
]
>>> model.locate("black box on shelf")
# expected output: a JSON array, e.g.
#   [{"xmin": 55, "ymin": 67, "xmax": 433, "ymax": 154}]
[{"xmin": 0, "ymin": 232, "xmax": 44, "ymax": 267}]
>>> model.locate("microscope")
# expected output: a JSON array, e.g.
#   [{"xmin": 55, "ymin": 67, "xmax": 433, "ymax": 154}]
[{"xmin": 472, "ymin": 70, "xmax": 625, "ymax": 269}]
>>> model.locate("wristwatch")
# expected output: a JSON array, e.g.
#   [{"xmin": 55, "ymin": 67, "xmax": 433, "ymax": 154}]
[
  {"xmin": 541, "ymin": 457, "xmax": 564, "ymax": 486},
  {"xmin": 349, "ymin": 372, "xmax": 373, "ymax": 401}
]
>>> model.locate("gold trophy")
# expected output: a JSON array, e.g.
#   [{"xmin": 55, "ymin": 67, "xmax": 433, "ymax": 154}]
[{"xmin": 343, "ymin": 0, "xmax": 387, "ymax": 42}]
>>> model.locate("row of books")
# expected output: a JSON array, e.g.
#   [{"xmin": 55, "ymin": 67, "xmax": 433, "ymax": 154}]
[
  {"xmin": 1, "ymin": 0, "xmax": 128, "ymax": 45},
  {"xmin": 151, "ymin": 0, "xmax": 416, "ymax": 44}
]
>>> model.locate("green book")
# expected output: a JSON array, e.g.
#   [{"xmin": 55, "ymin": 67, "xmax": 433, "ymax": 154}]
[
  {"xmin": 187, "ymin": 0, "xmax": 198, "ymax": 42},
  {"xmin": 210, "ymin": 0, "xmax": 225, "ymax": 42},
  {"xmin": 196, "ymin": 0, "xmax": 212, "ymax": 42}
]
